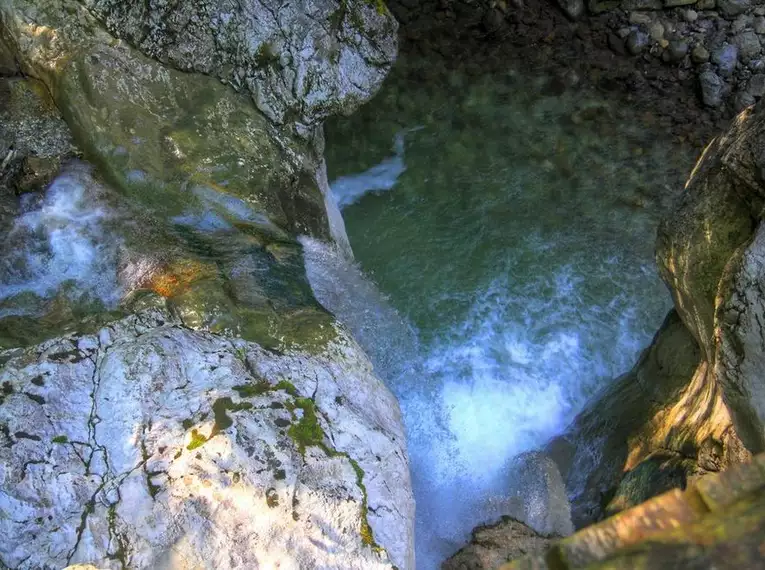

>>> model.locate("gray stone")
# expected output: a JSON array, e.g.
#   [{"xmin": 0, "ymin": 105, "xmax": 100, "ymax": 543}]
[
  {"xmin": 557, "ymin": 0, "xmax": 585, "ymax": 19},
  {"xmin": 664, "ymin": 0, "xmax": 697, "ymax": 6},
  {"xmin": 717, "ymin": 224, "xmax": 765, "ymax": 452},
  {"xmin": 508, "ymin": 452, "xmax": 575, "ymax": 537},
  {"xmin": 649, "ymin": 21, "xmax": 666, "ymax": 42},
  {"xmin": 732, "ymin": 30, "xmax": 763, "ymax": 60},
  {"xmin": 733, "ymin": 90, "xmax": 757, "ymax": 111},
  {"xmin": 717, "ymin": 0, "xmax": 752, "ymax": 18},
  {"xmin": 712, "ymin": 43, "xmax": 739, "ymax": 75},
  {"xmin": 697, "ymin": 0, "xmax": 717, "ymax": 8},
  {"xmin": 0, "ymin": 309, "xmax": 416, "ymax": 569},
  {"xmin": 629, "ymin": 12, "xmax": 654, "ymax": 25},
  {"xmin": 699, "ymin": 70, "xmax": 727, "ymax": 106},
  {"xmin": 692, "ymin": 43, "xmax": 712, "ymax": 63},
  {"xmin": 627, "ymin": 30, "xmax": 652, "ymax": 55},
  {"xmin": 755, "ymin": 16, "xmax": 765, "ymax": 34},
  {"xmin": 80, "ymin": 0, "xmax": 398, "ymax": 129},
  {"xmin": 685, "ymin": 9, "xmax": 699, "ymax": 22},
  {"xmin": 732, "ymin": 14, "xmax": 754, "ymax": 33},
  {"xmin": 667, "ymin": 40, "xmax": 690, "ymax": 62},
  {"xmin": 751, "ymin": 59, "xmax": 765, "ymax": 72},
  {"xmin": 621, "ymin": 0, "xmax": 663, "ymax": 9},
  {"xmin": 747, "ymin": 73, "xmax": 765, "ymax": 96}
]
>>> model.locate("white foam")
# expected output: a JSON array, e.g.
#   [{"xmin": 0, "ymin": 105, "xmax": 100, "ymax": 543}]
[
  {"xmin": 0, "ymin": 165, "xmax": 122, "ymax": 316},
  {"xmin": 330, "ymin": 129, "xmax": 421, "ymax": 209},
  {"xmin": 302, "ymin": 237, "xmax": 665, "ymax": 569}
]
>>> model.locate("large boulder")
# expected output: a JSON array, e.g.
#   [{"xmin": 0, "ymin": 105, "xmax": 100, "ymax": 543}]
[
  {"xmin": 441, "ymin": 517, "xmax": 557, "ymax": 570},
  {"xmin": 0, "ymin": 308, "xmax": 415, "ymax": 569},
  {"xmin": 81, "ymin": 0, "xmax": 398, "ymax": 131},
  {"xmin": 0, "ymin": 0, "xmax": 372, "ymax": 254},
  {"xmin": 553, "ymin": 101, "xmax": 765, "ymax": 526}
]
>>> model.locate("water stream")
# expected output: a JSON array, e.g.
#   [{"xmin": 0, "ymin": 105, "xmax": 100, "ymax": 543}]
[
  {"xmin": 324, "ymin": 64, "xmax": 696, "ymax": 567},
  {"xmin": 0, "ymin": 56, "xmax": 699, "ymax": 570}
]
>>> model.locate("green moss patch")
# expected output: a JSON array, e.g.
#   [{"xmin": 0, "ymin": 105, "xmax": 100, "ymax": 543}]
[
  {"xmin": 286, "ymin": 397, "xmax": 325, "ymax": 454},
  {"xmin": 233, "ymin": 380, "xmax": 273, "ymax": 398},
  {"xmin": 187, "ymin": 429, "xmax": 208, "ymax": 451},
  {"xmin": 211, "ymin": 397, "xmax": 253, "ymax": 437}
]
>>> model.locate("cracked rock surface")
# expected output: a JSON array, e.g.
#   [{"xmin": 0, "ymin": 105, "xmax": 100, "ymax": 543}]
[
  {"xmin": 81, "ymin": 0, "xmax": 398, "ymax": 132},
  {"xmin": 0, "ymin": 309, "xmax": 415, "ymax": 569}
]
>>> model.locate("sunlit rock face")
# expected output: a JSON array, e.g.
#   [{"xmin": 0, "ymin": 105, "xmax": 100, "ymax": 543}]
[
  {"xmin": 0, "ymin": 309, "xmax": 415, "ymax": 569},
  {"xmin": 81, "ymin": 0, "xmax": 398, "ymax": 132},
  {"xmin": 553, "ymin": 103, "xmax": 765, "ymax": 526},
  {"xmin": 0, "ymin": 0, "xmax": 373, "ymax": 253}
]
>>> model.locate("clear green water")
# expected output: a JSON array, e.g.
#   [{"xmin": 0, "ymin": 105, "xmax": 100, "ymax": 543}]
[{"xmin": 325, "ymin": 62, "xmax": 696, "ymax": 567}]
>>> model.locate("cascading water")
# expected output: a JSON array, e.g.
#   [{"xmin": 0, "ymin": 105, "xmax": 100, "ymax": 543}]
[
  {"xmin": 0, "ymin": 165, "xmax": 123, "ymax": 321},
  {"xmin": 322, "ymin": 66, "xmax": 697, "ymax": 568}
]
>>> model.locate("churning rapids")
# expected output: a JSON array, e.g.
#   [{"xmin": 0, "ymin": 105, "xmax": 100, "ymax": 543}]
[
  {"xmin": 0, "ymin": 68, "xmax": 696, "ymax": 568},
  {"xmin": 323, "ymin": 66, "xmax": 696, "ymax": 568}
]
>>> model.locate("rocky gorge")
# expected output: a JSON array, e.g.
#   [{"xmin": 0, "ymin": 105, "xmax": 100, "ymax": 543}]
[{"xmin": 1, "ymin": 0, "xmax": 765, "ymax": 569}]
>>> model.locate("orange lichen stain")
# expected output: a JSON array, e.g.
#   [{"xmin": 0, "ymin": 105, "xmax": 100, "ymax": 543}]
[{"xmin": 147, "ymin": 259, "xmax": 214, "ymax": 297}]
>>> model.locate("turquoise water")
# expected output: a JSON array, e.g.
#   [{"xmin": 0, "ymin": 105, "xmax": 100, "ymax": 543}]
[{"xmin": 325, "ymin": 64, "xmax": 696, "ymax": 567}]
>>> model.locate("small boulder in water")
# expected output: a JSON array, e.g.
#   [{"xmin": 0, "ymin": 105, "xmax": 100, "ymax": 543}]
[
  {"xmin": 507, "ymin": 451, "xmax": 575, "ymax": 537},
  {"xmin": 441, "ymin": 517, "xmax": 556, "ymax": 570}
]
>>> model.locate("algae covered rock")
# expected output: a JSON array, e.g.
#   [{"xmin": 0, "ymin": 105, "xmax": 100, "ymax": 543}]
[
  {"xmin": 554, "ymin": 102, "xmax": 765, "ymax": 525},
  {"xmin": 0, "ymin": 0, "xmax": 357, "ymax": 251},
  {"xmin": 0, "ymin": 308, "xmax": 415, "ymax": 569},
  {"xmin": 0, "ymin": 77, "xmax": 76, "ymax": 193},
  {"xmin": 442, "ymin": 517, "xmax": 557, "ymax": 570}
]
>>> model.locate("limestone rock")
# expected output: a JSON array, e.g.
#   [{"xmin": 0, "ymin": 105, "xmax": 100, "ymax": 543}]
[
  {"xmin": 0, "ymin": 0, "xmax": 359, "ymax": 253},
  {"xmin": 80, "ymin": 0, "xmax": 398, "ymax": 129},
  {"xmin": 716, "ymin": 223, "xmax": 765, "ymax": 452},
  {"xmin": 441, "ymin": 517, "xmax": 557, "ymax": 570},
  {"xmin": 0, "ymin": 309, "xmax": 416, "ymax": 569},
  {"xmin": 508, "ymin": 452, "xmax": 574, "ymax": 537},
  {"xmin": 0, "ymin": 78, "xmax": 75, "ymax": 193}
]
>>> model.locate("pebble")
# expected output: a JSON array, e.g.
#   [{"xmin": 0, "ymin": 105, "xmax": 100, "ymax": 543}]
[
  {"xmin": 732, "ymin": 30, "xmax": 763, "ymax": 60},
  {"xmin": 666, "ymin": 39, "xmax": 690, "ymax": 62},
  {"xmin": 750, "ymin": 58, "xmax": 765, "ymax": 72},
  {"xmin": 626, "ymin": 30, "xmax": 651, "ymax": 55},
  {"xmin": 712, "ymin": 43, "xmax": 739, "ymax": 76},
  {"xmin": 684, "ymin": 9, "xmax": 698, "ymax": 23},
  {"xmin": 731, "ymin": 15, "xmax": 752, "ymax": 33},
  {"xmin": 629, "ymin": 12, "xmax": 653, "ymax": 26},
  {"xmin": 733, "ymin": 90, "xmax": 756, "ymax": 111},
  {"xmin": 755, "ymin": 16, "xmax": 765, "ymax": 35},
  {"xmin": 747, "ymin": 73, "xmax": 765, "ymax": 96},
  {"xmin": 649, "ymin": 21, "xmax": 665, "ymax": 42},
  {"xmin": 717, "ymin": 0, "xmax": 753, "ymax": 19},
  {"xmin": 692, "ymin": 43, "xmax": 711, "ymax": 63},
  {"xmin": 699, "ymin": 70, "xmax": 726, "ymax": 106}
]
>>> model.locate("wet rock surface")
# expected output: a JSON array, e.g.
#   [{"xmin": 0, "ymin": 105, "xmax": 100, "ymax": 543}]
[
  {"xmin": 0, "ymin": 78, "xmax": 76, "ymax": 195},
  {"xmin": 501, "ymin": 453, "xmax": 765, "ymax": 570},
  {"xmin": 441, "ymin": 517, "xmax": 558, "ymax": 570},
  {"xmin": 80, "ymin": 0, "xmax": 398, "ymax": 132}
]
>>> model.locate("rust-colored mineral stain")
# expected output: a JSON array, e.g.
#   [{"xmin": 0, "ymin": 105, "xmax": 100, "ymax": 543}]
[{"xmin": 147, "ymin": 260, "xmax": 213, "ymax": 297}]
